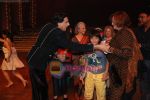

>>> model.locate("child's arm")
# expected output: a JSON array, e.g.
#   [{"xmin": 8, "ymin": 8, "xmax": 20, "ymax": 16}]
[
  {"xmin": 102, "ymin": 61, "xmax": 109, "ymax": 81},
  {"xmin": 79, "ymin": 71, "xmax": 86, "ymax": 84},
  {"xmin": 79, "ymin": 56, "xmax": 88, "ymax": 84},
  {"xmin": 105, "ymin": 61, "xmax": 109, "ymax": 74}
]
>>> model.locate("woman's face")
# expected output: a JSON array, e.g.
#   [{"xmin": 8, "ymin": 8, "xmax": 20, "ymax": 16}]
[
  {"xmin": 90, "ymin": 36, "xmax": 100, "ymax": 45},
  {"xmin": 112, "ymin": 17, "xmax": 118, "ymax": 30},
  {"xmin": 112, "ymin": 17, "xmax": 122, "ymax": 30},
  {"xmin": 105, "ymin": 28, "xmax": 112, "ymax": 38},
  {"xmin": 77, "ymin": 23, "xmax": 86, "ymax": 35}
]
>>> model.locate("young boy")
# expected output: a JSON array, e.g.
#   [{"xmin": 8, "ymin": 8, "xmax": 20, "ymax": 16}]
[
  {"xmin": 81, "ymin": 29, "xmax": 109, "ymax": 100},
  {"xmin": 50, "ymin": 49, "xmax": 72, "ymax": 100}
]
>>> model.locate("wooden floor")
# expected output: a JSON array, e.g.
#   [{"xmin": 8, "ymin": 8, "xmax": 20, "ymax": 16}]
[
  {"xmin": 0, "ymin": 51, "xmax": 141, "ymax": 100},
  {"xmin": 0, "ymin": 51, "xmax": 76, "ymax": 100}
]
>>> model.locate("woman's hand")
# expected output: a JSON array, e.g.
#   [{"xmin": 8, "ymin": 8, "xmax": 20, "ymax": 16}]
[{"xmin": 94, "ymin": 43, "xmax": 110, "ymax": 52}]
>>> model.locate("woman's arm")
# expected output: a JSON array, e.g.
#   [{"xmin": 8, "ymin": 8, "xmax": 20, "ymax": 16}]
[
  {"xmin": 109, "ymin": 30, "xmax": 134, "ymax": 59},
  {"xmin": 4, "ymin": 39, "xmax": 12, "ymax": 61},
  {"xmin": 105, "ymin": 62, "xmax": 109, "ymax": 73}
]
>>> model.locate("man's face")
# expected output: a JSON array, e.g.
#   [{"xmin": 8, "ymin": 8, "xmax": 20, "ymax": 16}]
[
  {"xmin": 58, "ymin": 17, "xmax": 70, "ymax": 31},
  {"xmin": 138, "ymin": 13, "xmax": 150, "ymax": 26}
]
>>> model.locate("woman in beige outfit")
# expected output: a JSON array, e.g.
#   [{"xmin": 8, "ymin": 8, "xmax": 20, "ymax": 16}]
[{"xmin": 0, "ymin": 32, "xmax": 27, "ymax": 87}]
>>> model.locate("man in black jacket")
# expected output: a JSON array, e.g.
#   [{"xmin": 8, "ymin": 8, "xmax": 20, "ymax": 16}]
[{"xmin": 27, "ymin": 13, "xmax": 109, "ymax": 100}]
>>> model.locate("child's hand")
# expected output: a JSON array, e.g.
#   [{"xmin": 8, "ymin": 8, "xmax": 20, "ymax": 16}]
[
  {"xmin": 102, "ymin": 72, "xmax": 109, "ymax": 81},
  {"xmin": 79, "ymin": 77, "xmax": 85, "ymax": 85}
]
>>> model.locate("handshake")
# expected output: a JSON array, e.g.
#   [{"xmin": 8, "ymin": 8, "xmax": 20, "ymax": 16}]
[{"xmin": 94, "ymin": 43, "xmax": 111, "ymax": 53}]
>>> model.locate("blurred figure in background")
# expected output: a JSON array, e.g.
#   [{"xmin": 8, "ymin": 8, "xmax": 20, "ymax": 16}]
[
  {"xmin": 135, "ymin": 6, "xmax": 150, "ymax": 100},
  {"xmin": 0, "ymin": 30, "xmax": 27, "ymax": 88},
  {"xmin": 72, "ymin": 21, "xmax": 89, "ymax": 100},
  {"xmin": 103, "ymin": 25, "xmax": 115, "ymax": 44}
]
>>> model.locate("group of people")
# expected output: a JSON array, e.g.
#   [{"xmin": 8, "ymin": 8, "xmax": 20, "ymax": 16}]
[
  {"xmin": 0, "ymin": 6, "xmax": 149, "ymax": 100},
  {"xmin": 27, "ymin": 7, "xmax": 150, "ymax": 100}
]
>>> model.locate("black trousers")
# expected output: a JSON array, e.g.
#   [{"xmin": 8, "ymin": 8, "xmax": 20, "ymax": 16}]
[
  {"xmin": 140, "ymin": 60, "xmax": 150, "ymax": 100},
  {"xmin": 29, "ymin": 67, "xmax": 49, "ymax": 100},
  {"xmin": 52, "ymin": 75, "xmax": 68, "ymax": 96}
]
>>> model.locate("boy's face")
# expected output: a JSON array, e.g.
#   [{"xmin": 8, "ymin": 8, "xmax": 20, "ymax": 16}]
[{"xmin": 90, "ymin": 36, "xmax": 100, "ymax": 45}]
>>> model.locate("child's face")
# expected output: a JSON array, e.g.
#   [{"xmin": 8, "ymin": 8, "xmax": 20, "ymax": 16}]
[
  {"xmin": 57, "ymin": 54, "xmax": 66, "ymax": 62},
  {"xmin": 90, "ymin": 36, "xmax": 100, "ymax": 45}
]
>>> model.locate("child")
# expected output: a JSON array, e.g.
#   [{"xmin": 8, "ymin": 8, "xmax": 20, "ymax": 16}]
[
  {"xmin": 50, "ymin": 49, "xmax": 72, "ymax": 100},
  {"xmin": 81, "ymin": 29, "xmax": 109, "ymax": 100}
]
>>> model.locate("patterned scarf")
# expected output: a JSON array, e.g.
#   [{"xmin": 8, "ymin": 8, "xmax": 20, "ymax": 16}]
[{"xmin": 126, "ymin": 28, "xmax": 143, "ymax": 93}]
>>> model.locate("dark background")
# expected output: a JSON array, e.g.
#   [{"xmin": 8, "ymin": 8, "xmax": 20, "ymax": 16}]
[
  {"xmin": 35, "ymin": 0, "xmax": 150, "ymax": 28},
  {"xmin": 0, "ymin": 0, "xmax": 150, "ymax": 33}
]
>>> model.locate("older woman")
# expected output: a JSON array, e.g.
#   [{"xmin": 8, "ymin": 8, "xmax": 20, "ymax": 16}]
[
  {"xmin": 107, "ymin": 11, "xmax": 134, "ymax": 100},
  {"xmin": 71, "ymin": 21, "xmax": 89, "ymax": 100}
]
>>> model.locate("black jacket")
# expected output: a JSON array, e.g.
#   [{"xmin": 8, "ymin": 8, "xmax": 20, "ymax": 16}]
[
  {"xmin": 27, "ymin": 23, "xmax": 93, "ymax": 70},
  {"xmin": 135, "ymin": 26, "xmax": 150, "ymax": 60}
]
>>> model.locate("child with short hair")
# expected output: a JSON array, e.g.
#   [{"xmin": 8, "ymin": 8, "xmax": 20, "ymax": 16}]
[
  {"xmin": 50, "ymin": 49, "xmax": 72, "ymax": 100},
  {"xmin": 81, "ymin": 29, "xmax": 109, "ymax": 100}
]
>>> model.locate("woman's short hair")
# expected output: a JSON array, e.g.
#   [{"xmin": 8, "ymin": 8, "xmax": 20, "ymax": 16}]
[
  {"xmin": 74, "ymin": 21, "xmax": 87, "ymax": 34},
  {"xmin": 110, "ymin": 11, "xmax": 131, "ymax": 27}
]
